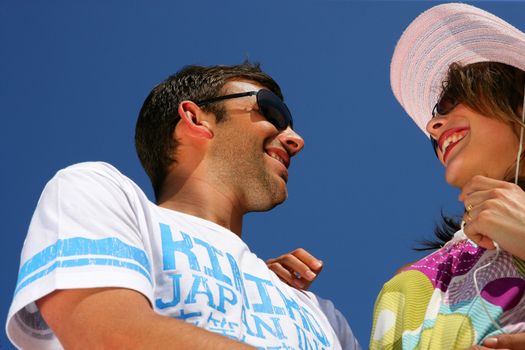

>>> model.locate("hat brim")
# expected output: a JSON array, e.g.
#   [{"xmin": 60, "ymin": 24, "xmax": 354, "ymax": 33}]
[{"xmin": 391, "ymin": 3, "xmax": 525, "ymax": 137}]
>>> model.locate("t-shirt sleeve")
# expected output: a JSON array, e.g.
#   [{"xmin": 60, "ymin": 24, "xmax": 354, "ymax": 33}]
[
  {"xmin": 314, "ymin": 294, "xmax": 362, "ymax": 350},
  {"xmin": 6, "ymin": 162, "xmax": 153, "ymax": 350}
]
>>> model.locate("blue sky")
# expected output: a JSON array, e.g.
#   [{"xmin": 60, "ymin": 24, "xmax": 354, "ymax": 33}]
[{"xmin": 1, "ymin": 1, "xmax": 524, "ymax": 348}]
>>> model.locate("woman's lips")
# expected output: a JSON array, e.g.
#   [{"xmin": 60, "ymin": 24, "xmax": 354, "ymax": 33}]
[{"xmin": 438, "ymin": 128, "xmax": 469, "ymax": 163}]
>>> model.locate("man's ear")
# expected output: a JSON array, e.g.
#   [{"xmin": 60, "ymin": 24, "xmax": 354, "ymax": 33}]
[{"xmin": 177, "ymin": 101, "xmax": 214, "ymax": 139}]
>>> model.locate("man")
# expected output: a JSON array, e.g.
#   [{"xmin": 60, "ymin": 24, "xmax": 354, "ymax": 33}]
[{"xmin": 6, "ymin": 63, "xmax": 360, "ymax": 349}]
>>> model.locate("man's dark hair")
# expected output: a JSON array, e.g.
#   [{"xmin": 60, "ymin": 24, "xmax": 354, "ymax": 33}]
[{"xmin": 135, "ymin": 62, "xmax": 283, "ymax": 201}]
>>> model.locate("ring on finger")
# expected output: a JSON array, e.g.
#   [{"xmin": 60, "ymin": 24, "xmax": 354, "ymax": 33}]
[
  {"xmin": 466, "ymin": 204, "xmax": 473, "ymax": 212},
  {"xmin": 293, "ymin": 271, "xmax": 301, "ymax": 279}
]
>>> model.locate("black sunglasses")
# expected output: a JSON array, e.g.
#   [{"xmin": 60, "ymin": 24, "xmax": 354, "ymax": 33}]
[
  {"xmin": 430, "ymin": 95, "xmax": 459, "ymax": 155},
  {"xmin": 432, "ymin": 95, "xmax": 458, "ymax": 118},
  {"xmin": 195, "ymin": 89, "xmax": 293, "ymax": 131}
]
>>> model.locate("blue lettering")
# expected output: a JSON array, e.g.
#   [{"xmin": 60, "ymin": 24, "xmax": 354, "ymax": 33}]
[
  {"xmin": 207, "ymin": 311, "xmax": 221, "ymax": 327},
  {"xmin": 296, "ymin": 323, "xmax": 307, "ymax": 350},
  {"xmin": 300, "ymin": 306, "xmax": 329, "ymax": 346},
  {"xmin": 244, "ymin": 273, "xmax": 283, "ymax": 315},
  {"xmin": 276, "ymin": 288, "xmax": 329, "ymax": 346},
  {"xmin": 194, "ymin": 238, "xmax": 232, "ymax": 286},
  {"xmin": 160, "ymin": 223, "xmax": 200, "ymax": 272},
  {"xmin": 241, "ymin": 304, "xmax": 257, "ymax": 337},
  {"xmin": 217, "ymin": 283, "xmax": 238, "ymax": 313},
  {"xmin": 250, "ymin": 314, "xmax": 286, "ymax": 340},
  {"xmin": 176, "ymin": 309, "xmax": 202, "ymax": 320},
  {"xmin": 155, "ymin": 273, "xmax": 182, "ymax": 309},
  {"xmin": 275, "ymin": 287, "xmax": 307, "ymax": 323},
  {"xmin": 227, "ymin": 253, "xmax": 251, "ymax": 309},
  {"xmin": 184, "ymin": 274, "xmax": 216, "ymax": 309},
  {"xmin": 296, "ymin": 323, "xmax": 324, "ymax": 350}
]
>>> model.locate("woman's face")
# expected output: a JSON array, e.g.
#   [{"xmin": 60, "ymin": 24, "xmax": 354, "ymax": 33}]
[{"xmin": 426, "ymin": 104, "xmax": 519, "ymax": 189}]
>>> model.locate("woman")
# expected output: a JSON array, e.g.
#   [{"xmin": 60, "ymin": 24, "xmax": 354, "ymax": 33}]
[
  {"xmin": 270, "ymin": 3, "xmax": 525, "ymax": 349},
  {"xmin": 371, "ymin": 4, "xmax": 525, "ymax": 349},
  {"xmin": 372, "ymin": 62, "xmax": 525, "ymax": 350}
]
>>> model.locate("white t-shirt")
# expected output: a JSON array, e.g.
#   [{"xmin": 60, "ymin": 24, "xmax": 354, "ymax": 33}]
[{"xmin": 6, "ymin": 162, "xmax": 360, "ymax": 350}]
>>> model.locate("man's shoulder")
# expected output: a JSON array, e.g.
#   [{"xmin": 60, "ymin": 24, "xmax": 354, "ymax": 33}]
[
  {"xmin": 57, "ymin": 161, "xmax": 124, "ymax": 178},
  {"xmin": 46, "ymin": 161, "xmax": 148, "ymax": 203},
  {"xmin": 52, "ymin": 161, "xmax": 135, "ymax": 188}
]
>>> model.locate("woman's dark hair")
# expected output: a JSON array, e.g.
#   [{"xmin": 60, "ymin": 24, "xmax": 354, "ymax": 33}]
[
  {"xmin": 415, "ymin": 213, "xmax": 461, "ymax": 251},
  {"xmin": 416, "ymin": 62, "xmax": 525, "ymax": 250},
  {"xmin": 439, "ymin": 61, "xmax": 525, "ymax": 131}
]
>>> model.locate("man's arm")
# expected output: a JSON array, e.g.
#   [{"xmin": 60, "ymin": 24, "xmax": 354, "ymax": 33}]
[{"xmin": 37, "ymin": 287, "xmax": 254, "ymax": 350}]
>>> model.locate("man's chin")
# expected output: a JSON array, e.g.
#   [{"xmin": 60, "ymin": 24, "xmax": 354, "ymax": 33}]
[
  {"xmin": 271, "ymin": 194, "xmax": 287, "ymax": 208},
  {"xmin": 250, "ymin": 191, "xmax": 288, "ymax": 212}
]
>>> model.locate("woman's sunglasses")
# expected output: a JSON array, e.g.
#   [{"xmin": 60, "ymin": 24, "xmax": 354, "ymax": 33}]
[
  {"xmin": 196, "ymin": 89, "xmax": 293, "ymax": 131},
  {"xmin": 430, "ymin": 95, "xmax": 459, "ymax": 155},
  {"xmin": 432, "ymin": 95, "xmax": 458, "ymax": 118}
]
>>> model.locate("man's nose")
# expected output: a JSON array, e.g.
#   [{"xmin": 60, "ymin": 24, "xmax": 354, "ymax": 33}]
[{"xmin": 278, "ymin": 128, "xmax": 304, "ymax": 156}]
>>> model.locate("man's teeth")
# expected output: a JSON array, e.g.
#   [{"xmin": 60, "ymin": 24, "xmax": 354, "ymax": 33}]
[
  {"xmin": 442, "ymin": 133, "xmax": 464, "ymax": 154},
  {"xmin": 269, "ymin": 153, "xmax": 284, "ymax": 164}
]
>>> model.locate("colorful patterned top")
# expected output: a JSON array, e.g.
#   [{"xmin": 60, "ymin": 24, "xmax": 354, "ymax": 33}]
[{"xmin": 370, "ymin": 231, "xmax": 525, "ymax": 349}]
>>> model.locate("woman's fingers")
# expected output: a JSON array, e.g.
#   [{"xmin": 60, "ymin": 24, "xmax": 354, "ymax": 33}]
[{"xmin": 266, "ymin": 248, "xmax": 323, "ymax": 290}]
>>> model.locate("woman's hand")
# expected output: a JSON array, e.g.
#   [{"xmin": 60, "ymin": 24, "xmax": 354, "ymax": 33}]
[
  {"xmin": 266, "ymin": 248, "xmax": 323, "ymax": 290},
  {"xmin": 460, "ymin": 175, "xmax": 525, "ymax": 260},
  {"xmin": 467, "ymin": 333, "xmax": 525, "ymax": 349}
]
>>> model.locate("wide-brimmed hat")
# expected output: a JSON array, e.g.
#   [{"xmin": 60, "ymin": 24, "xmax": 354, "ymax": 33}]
[{"xmin": 391, "ymin": 3, "xmax": 525, "ymax": 137}]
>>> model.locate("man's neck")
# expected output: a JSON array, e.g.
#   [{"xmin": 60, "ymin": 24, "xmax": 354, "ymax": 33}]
[{"xmin": 157, "ymin": 175, "xmax": 244, "ymax": 236}]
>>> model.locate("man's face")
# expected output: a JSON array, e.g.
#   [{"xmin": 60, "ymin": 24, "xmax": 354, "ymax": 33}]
[{"xmin": 207, "ymin": 80, "xmax": 304, "ymax": 212}]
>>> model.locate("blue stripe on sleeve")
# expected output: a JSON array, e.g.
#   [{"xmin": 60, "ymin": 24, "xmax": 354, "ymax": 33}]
[
  {"xmin": 14, "ymin": 257, "xmax": 152, "ymax": 295},
  {"xmin": 15, "ymin": 237, "xmax": 152, "ymax": 294}
]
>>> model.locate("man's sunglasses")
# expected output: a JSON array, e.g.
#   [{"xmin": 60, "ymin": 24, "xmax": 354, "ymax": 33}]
[
  {"xmin": 195, "ymin": 89, "xmax": 293, "ymax": 131},
  {"xmin": 430, "ymin": 95, "xmax": 459, "ymax": 155}
]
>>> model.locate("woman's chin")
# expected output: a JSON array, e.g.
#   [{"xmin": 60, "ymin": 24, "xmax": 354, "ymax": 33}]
[{"xmin": 444, "ymin": 168, "xmax": 467, "ymax": 189}]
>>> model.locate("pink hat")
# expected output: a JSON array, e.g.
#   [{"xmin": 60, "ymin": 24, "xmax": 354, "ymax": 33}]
[{"xmin": 391, "ymin": 3, "xmax": 525, "ymax": 137}]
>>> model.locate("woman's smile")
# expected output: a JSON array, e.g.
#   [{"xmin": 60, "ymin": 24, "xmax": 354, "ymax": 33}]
[
  {"xmin": 438, "ymin": 127, "xmax": 469, "ymax": 163},
  {"xmin": 427, "ymin": 104, "xmax": 520, "ymax": 188}
]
